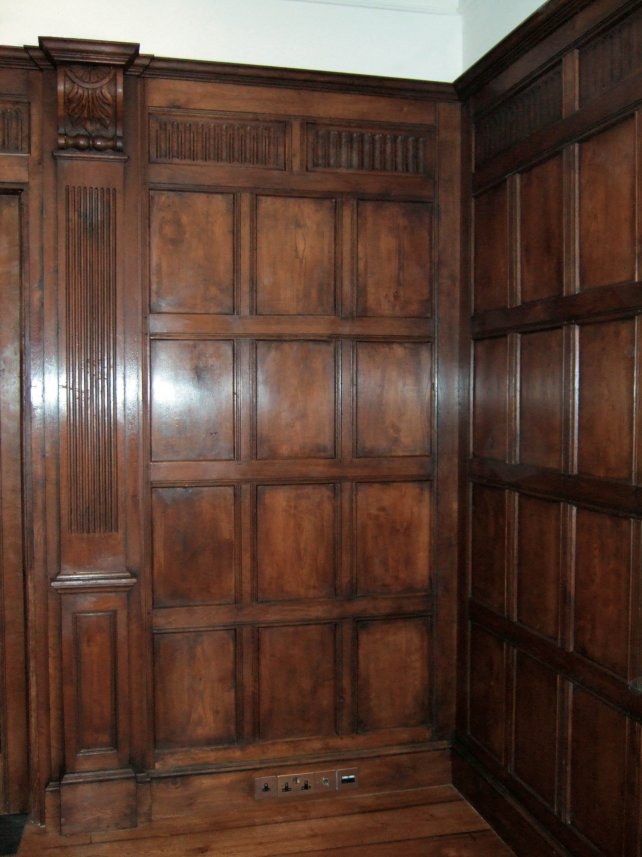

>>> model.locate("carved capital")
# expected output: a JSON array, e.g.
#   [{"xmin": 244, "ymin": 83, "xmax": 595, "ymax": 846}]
[{"xmin": 39, "ymin": 37, "xmax": 139, "ymax": 153}]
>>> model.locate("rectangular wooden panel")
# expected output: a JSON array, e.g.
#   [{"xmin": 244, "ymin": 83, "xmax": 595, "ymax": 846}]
[
  {"xmin": 513, "ymin": 652, "xmax": 558, "ymax": 807},
  {"xmin": 61, "ymin": 591, "xmax": 131, "ymax": 773},
  {"xmin": 519, "ymin": 328, "xmax": 563, "ymax": 470},
  {"xmin": 150, "ymin": 190, "xmax": 235, "ymax": 314},
  {"xmin": 255, "ymin": 340, "xmax": 336, "ymax": 459},
  {"xmin": 256, "ymin": 483, "xmax": 337, "ymax": 602},
  {"xmin": 578, "ymin": 320, "xmax": 634, "ymax": 481},
  {"xmin": 579, "ymin": 117, "xmax": 636, "ymax": 290},
  {"xmin": 356, "ymin": 617, "xmax": 430, "ymax": 732},
  {"xmin": 355, "ymin": 481, "xmax": 431, "ymax": 597},
  {"xmin": 356, "ymin": 200, "xmax": 432, "ymax": 318},
  {"xmin": 519, "ymin": 155, "xmax": 563, "ymax": 303},
  {"xmin": 355, "ymin": 341, "xmax": 432, "ymax": 458},
  {"xmin": 516, "ymin": 496, "xmax": 561, "ymax": 641},
  {"xmin": 472, "ymin": 336, "xmax": 509, "ymax": 461},
  {"xmin": 152, "ymin": 486, "xmax": 237, "ymax": 608},
  {"xmin": 255, "ymin": 195, "xmax": 336, "ymax": 315},
  {"xmin": 474, "ymin": 182, "xmax": 509, "ymax": 313},
  {"xmin": 154, "ymin": 630, "xmax": 237, "ymax": 749},
  {"xmin": 468, "ymin": 625, "xmax": 505, "ymax": 761},
  {"xmin": 569, "ymin": 686, "xmax": 628, "ymax": 856},
  {"xmin": 574, "ymin": 509, "xmax": 632, "ymax": 678},
  {"xmin": 150, "ymin": 339, "xmax": 235, "ymax": 461},
  {"xmin": 470, "ymin": 485, "xmax": 507, "ymax": 615},
  {"xmin": 258, "ymin": 624, "xmax": 337, "ymax": 741}
]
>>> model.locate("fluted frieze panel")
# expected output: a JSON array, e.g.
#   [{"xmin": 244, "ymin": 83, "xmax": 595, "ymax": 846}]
[
  {"xmin": 65, "ymin": 185, "xmax": 118, "ymax": 535},
  {"xmin": 307, "ymin": 123, "xmax": 433, "ymax": 175},
  {"xmin": 579, "ymin": 7, "xmax": 642, "ymax": 106},
  {"xmin": 0, "ymin": 101, "xmax": 29, "ymax": 153},
  {"xmin": 149, "ymin": 112, "xmax": 286, "ymax": 168}
]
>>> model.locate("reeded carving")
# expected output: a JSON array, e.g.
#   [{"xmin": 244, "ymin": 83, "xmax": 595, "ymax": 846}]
[
  {"xmin": 579, "ymin": 8, "xmax": 642, "ymax": 106},
  {"xmin": 149, "ymin": 113, "xmax": 286, "ymax": 167},
  {"xmin": 307, "ymin": 123, "xmax": 432, "ymax": 174},
  {"xmin": 65, "ymin": 186, "xmax": 118, "ymax": 534},
  {"xmin": 475, "ymin": 65, "xmax": 563, "ymax": 165},
  {"xmin": 0, "ymin": 101, "xmax": 29, "ymax": 153}
]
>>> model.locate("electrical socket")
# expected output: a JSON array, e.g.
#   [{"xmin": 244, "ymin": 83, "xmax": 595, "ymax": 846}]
[
  {"xmin": 277, "ymin": 772, "xmax": 313, "ymax": 795},
  {"xmin": 254, "ymin": 775, "xmax": 278, "ymax": 800}
]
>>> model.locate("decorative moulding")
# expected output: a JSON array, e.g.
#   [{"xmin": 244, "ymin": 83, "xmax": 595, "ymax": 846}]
[{"xmin": 39, "ymin": 37, "xmax": 139, "ymax": 153}]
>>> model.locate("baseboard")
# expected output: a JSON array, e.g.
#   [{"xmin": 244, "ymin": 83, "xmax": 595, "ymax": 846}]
[{"xmin": 452, "ymin": 748, "xmax": 572, "ymax": 857}]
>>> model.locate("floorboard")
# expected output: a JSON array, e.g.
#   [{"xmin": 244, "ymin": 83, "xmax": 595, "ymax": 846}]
[{"xmin": 18, "ymin": 789, "xmax": 514, "ymax": 856}]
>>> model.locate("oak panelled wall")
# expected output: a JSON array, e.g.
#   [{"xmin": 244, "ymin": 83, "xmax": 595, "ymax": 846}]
[
  {"xmin": 0, "ymin": 38, "xmax": 462, "ymax": 835},
  {"xmin": 457, "ymin": 1, "xmax": 642, "ymax": 855}
]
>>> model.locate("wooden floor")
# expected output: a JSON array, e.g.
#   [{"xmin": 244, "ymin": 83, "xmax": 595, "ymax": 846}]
[{"xmin": 18, "ymin": 786, "xmax": 514, "ymax": 856}]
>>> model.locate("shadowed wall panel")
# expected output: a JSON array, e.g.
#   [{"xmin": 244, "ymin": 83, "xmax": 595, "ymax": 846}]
[
  {"xmin": 472, "ymin": 337, "xmax": 509, "ymax": 461},
  {"xmin": 474, "ymin": 182, "xmax": 508, "ymax": 313},
  {"xmin": 470, "ymin": 485, "xmax": 506, "ymax": 615},
  {"xmin": 516, "ymin": 496, "xmax": 561, "ymax": 641},
  {"xmin": 468, "ymin": 625, "xmax": 505, "ymax": 761},
  {"xmin": 519, "ymin": 328, "xmax": 563, "ymax": 470},
  {"xmin": 519, "ymin": 155, "xmax": 564, "ymax": 303}
]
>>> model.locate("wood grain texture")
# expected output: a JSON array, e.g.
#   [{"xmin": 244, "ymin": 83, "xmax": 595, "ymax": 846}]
[
  {"xmin": 519, "ymin": 328, "xmax": 564, "ymax": 470},
  {"xmin": 474, "ymin": 183, "xmax": 509, "ymax": 313},
  {"xmin": 515, "ymin": 496, "xmax": 561, "ymax": 642},
  {"xmin": 472, "ymin": 337, "xmax": 509, "ymax": 461},
  {"xmin": 519, "ymin": 155, "xmax": 564, "ymax": 304}
]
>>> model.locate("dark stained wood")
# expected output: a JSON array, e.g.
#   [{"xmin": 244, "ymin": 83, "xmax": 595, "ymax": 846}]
[
  {"xmin": 474, "ymin": 182, "xmax": 509, "ymax": 313},
  {"xmin": 150, "ymin": 190, "xmax": 236, "ymax": 314},
  {"xmin": 519, "ymin": 155, "xmax": 564, "ymax": 304},
  {"xmin": 356, "ymin": 199, "xmax": 433, "ymax": 318},
  {"xmin": 519, "ymin": 328, "xmax": 564, "ymax": 470},
  {"xmin": 468, "ymin": 625, "xmax": 506, "ymax": 762},
  {"xmin": 516, "ymin": 496, "xmax": 562, "ymax": 641},
  {"xmin": 472, "ymin": 337, "xmax": 509, "ymax": 461},
  {"xmin": 470, "ymin": 484, "xmax": 507, "ymax": 615}
]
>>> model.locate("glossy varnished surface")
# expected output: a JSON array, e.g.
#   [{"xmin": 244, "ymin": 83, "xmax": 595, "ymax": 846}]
[{"xmin": 18, "ymin": 788, "xmax": 514, "ymax": 856}]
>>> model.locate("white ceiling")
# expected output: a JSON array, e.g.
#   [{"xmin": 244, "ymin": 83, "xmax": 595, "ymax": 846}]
[{"xmin": 284, "ymin": 0, "xmax": 459, "ymax": 13}]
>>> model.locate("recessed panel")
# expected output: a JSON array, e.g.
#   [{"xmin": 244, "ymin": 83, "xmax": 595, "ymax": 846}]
[
  {"xmin": 154, "ymin": 630, "xmax": 237, "ymax": 749},
  {"xmin": 570, "ymin": 687, "xmax": 628, "ymax": 856},
  {"xmin": 258, "ymin": 624, "xmax": 336, "ymax": 741},
  {"xmin": 513, "ymin": 652, "xmax": 558, "ymax": 806},
  {"xmin": 474, "ymin": 182, "xmax": 509, "ymax": 313},
  {"xmin": 256, "ymin": 340, "xmax": 336, "ymax": 460},
  {"xmin": 519, "ymin": 328, "xmax": 564, "ymax": 469},
  {"xmin": 580, "ymin": 118, "xmax": 636, "ymax": 290},
  {"xmin": 519, "ymin": 155, "xmax": 563, "ymax": 303},
  {"xmin": 255, "ymin": 195, "xmax": 336, "ymax": 315},
  {"xmin": 150, "ymin": 191, "xmax": 235, "ymax": 314},
  {"xmin": 578, "ymin": 320, "xmax": 634, "ymax": 480},
  {"xmin": 574, "ymin": 509, "xmax": 631, "ymax": 677},
  {"xmin": 152, "ymin": 486, "xmax": 236, "ymax": 607},
  {"xmin": 468, "ymin": 624, "xmax": 505, "ymax": 760},
  {"xmin": 355, "ymin": 341, "xmax": 432, "ymax": 458},
  {"xmin": 356, "ymin": 200, "xmax": 432, "ymax": 318},
  {"xmin": 470, "ymin": 485, "xmax": 507, "ymax": 614},
  {"xmin": 150, "ymin": 340, "xmax": 235, "ymax": 461},
  {"xmin": 355, "ymin": 482, "xmax": 431, "ymax": 597},
  {"xmin": 472, "ymin": 336, "xmax": 509, "ymax": 461},
  {"xmin": 516, "ymin": 496, "xmax": 561, "ymax": 641},
  {"xmin": 357, "ymin": 618, "xmax": 430, "ymax": 731},
  {"xmin": 256, "ymin": 484, "xmax": 337, "ymax": 602}
]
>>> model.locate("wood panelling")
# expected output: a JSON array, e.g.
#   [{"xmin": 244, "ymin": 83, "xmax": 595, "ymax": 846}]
[
  {"xmin": 462, "ymin": 4, "xmax": 642, "ymax": 856},
  {"xmin": 515, "ymin": 496, "xmax": 561, "ymax": 641},
  {"xmin": 472, "ymin": 337, "xmax": 509, "ymax": 461},
  {"xmin": 306, "ymin": 123, "xmax": 435, "ymax": 175},
  {"xmin": 255, "ymin": 195, "xmax": 337, "ymax": 315},
  {"xmin": 473, "ymin": 183, "xmax": 509, "ymax": 313},
  {"xmin": 577, "ymin": 319, "xmax": 635, "ymax": 481},
  {"xmin": 256, "ymin": 483, "xmax": 337, "ymax": 602},
  {"xmin": 0, "ymin": 100, "xmax": 29, "ymax": 153},
  {"xmin": 573, "ymin": 509, "xmax": 632, "ymax": 677},
  {"xmin": 356, "ymin": 618, "xmax": 431, "ymax": 732},
  {"xmin": 356, "ymin": 200, "xmax": 432, "ymax": 318},
  {"xmin": 154, "ymin": 629, "xmax": 238, "ymax": 749},
  {"xmin": 258, "ymin": 624, "xmax": 337, "ymax": 740},
  {"xmin": 150, "ymin": 190, "xmax": 235, "ymax": 314},
  {"xmin": 255, "ymin": 339, "xmax": 337, "ymax": 459},
  {"xmin": 579, "ymin": 117, "xmax": 637, "ymax": 290},
  {"xmin": 355, "ymin": 341, "xmax": 432, "ymax": 458},
  {"xmin": 150, "ymin": 339, "xmax": 236, "ymax": 461},
  {"xmin": 569, "ymin": 687, "xmax": 628, "ymax": 856},
  {"xmin": 518, "ymin": 155, "xmax": 564, "ymax": 304},
  {"xmin": 355, "ymin": 481, "xmax": 431, "ymax": 597},
  {"xmin": 519, "ymin": 328, "xmax": 564, "ymax": 470},
  {"xmin": 152, "ymin": 486, "xmax": 237, "ymax": 607}
]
